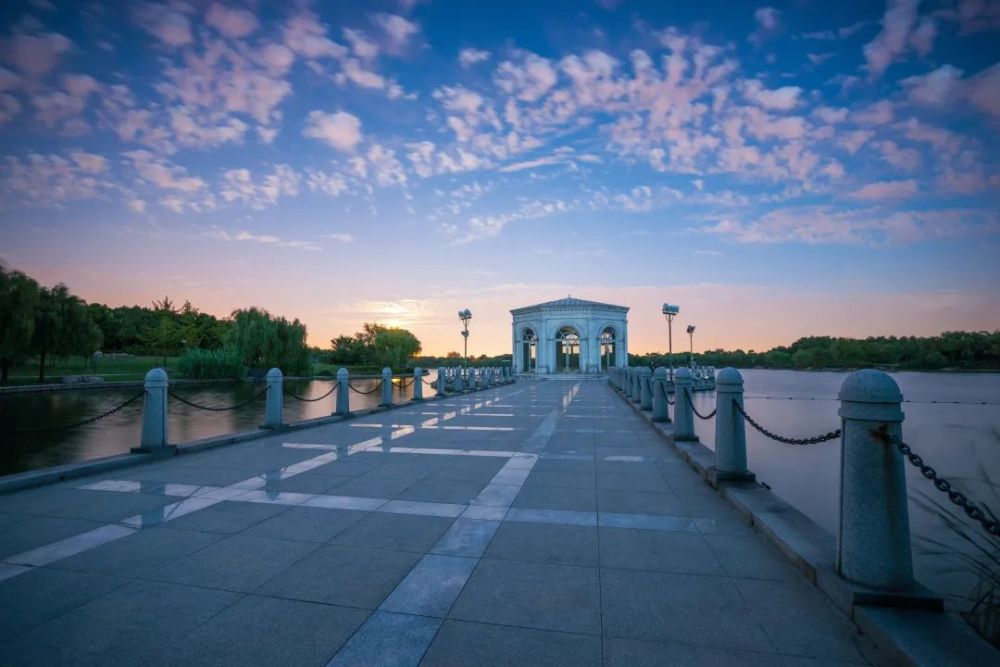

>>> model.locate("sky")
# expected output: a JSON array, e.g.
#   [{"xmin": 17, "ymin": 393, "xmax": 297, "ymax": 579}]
[{"xmin": 0, "ymin": 0, "xmax": 998, "ymax": 356}]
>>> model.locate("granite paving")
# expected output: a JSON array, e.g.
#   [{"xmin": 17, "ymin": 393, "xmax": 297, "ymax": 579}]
[{"xmin": 0, "ymin": 379, "xmax": 877, "ymax": 666}]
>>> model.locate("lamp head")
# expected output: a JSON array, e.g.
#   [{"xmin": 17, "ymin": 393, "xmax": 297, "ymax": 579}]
[
  {"xmin": 687, "ymin": 325, "xmax": 696, "ymax": 334},
  {"xmin": 662, "ymin": 303, "xmax": 679, "ymax": 316}
]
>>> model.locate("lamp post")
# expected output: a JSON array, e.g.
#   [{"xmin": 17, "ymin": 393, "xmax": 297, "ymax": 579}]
[
  {"xmin": 458, "ymin": 308, "xmax": 472, "ymax": 368},
  {"xmin": 686, "ymin": 325, "xmax": 696, "ymax": 368},
  {"xmin": 662, "ymin": 303, "xmax": 679, "ymax": 381}
]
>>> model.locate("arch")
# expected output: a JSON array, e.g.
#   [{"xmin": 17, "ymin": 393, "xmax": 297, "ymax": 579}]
[
  {"xmin": 554, "ymin": 324, "xmax": 581, "ymax": 372},
  {"xmin": 598, "ymin": 324, "xmax": 617, "ymax": 370},
  {"xmin": 519, "ymin": 326, "xmax": 538, "ymax": 372}
]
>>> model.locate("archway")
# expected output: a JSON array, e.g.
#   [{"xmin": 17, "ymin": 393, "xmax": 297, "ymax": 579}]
[
  {"xmin": 600, "ymin": 326, "xmax": 616, "ymax": 370},
  {"xmin": 555, "ymin": 325, "xmax": 581, "ymax": 372},
  {"xmin": 521, "ymin": 327, "xmax": 537, "ymax": 373}
]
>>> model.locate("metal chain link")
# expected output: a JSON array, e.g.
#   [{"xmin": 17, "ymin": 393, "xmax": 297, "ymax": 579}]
[
  {"xmin": 348, "ymin": 381, "xmax": 382, "ymax": 395},
  {"xmin": 283, "ymin": 384, "xmax": 337, "ymax": 402},
  {"xmin": 397, "ymin": 378, "xmax": 414, "ymax": 389},
  {"xmin": 870, "ymin": 428, "xmax": 1000, "ymax": 538},
  {"xmin": 684, "ymin": 389, "xmax": 717, "ymax": 420},
  {"xmin": 733, "ymin": 399, "xmax": 841, "ymax": 445},
  {"xmin": 422, "ymin": 378, "xmax": 437, "ymax": 387},
  {"xmin": 666, "ymin": 395, "xmax": 675, "ymax": 406},
  {"xmin": 168, "ymin": 387, "xmax": 268, "ymax": 411},
  {"xmin": 0, "ymin": 391, "xmax": 145, "ymax": 434}
]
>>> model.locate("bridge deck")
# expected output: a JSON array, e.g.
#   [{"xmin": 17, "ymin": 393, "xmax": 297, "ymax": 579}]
[{"xmin": 0, "ymin": 380, "xmax": 873, "ymax": 666}]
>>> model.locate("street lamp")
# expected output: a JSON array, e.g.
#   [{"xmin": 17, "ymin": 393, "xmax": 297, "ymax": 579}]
[
  {"xmin": 458, "ymin": 308, "xmax": 472, "ymax": 368},
  {"xmin": 686, "ymin": 325, "xmax": 696, "ymax": 369},
  {"xmin": 662, "ymin": 303, "xmax": 679, "ymax": 380}
]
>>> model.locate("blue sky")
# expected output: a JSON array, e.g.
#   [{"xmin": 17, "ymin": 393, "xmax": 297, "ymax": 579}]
[{"xmin": 0, "ymin": 0, "xmax": 998, "ymax": 354}]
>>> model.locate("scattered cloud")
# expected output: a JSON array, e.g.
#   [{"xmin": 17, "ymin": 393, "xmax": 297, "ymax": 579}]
[{"xmin": 303, "ymin": 110, "xmax": 363, "ymax": 151}]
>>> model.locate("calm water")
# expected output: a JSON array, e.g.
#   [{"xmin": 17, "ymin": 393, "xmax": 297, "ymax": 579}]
[
  {"xmin": 688, "ymin": 370, "xmax": 1000, "ymax": 609},
  {"xmin": 0, "ymin": 373, "xmax": 437, "ymax": 476}
]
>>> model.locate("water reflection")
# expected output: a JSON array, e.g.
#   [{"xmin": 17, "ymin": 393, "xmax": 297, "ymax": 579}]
[{"xmin": 0, "ymin": 372, "xmax": 436, "ymax": 475}]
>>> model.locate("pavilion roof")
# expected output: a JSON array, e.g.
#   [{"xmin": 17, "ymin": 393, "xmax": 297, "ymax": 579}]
[{"xmin": 510, "ymin": 297, "xmax": 628, "ymax": 313}]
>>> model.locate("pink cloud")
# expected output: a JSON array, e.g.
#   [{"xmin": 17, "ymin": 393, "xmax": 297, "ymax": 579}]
[
  {"xmin": 206, "ymin": 3, "xmax": 259, "ymax": 39},
  {"xmin": 302, "ymin": 110, "xmax": 363, "ymax": 151},
  {"xmin": 850, "ymin": 179, "xmax": 918, "ymax": 200}
]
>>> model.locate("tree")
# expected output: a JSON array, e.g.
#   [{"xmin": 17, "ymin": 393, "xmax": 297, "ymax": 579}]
[
  {"xmin": 372, "ymin": 328, "xmax": 422, "ymax": 369},
  {"xmin": 226, "ymin": 307, "xmax": 310, "ymax": 375},
  {"xmin": 0, "ymin": 267, "xmax": 39, "ymax": 383}
]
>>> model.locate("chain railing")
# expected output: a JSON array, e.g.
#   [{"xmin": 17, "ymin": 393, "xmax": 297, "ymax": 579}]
[
  {"xmin": 283, "ymin": 384, "xmax": 337, "ymax": 403},
  {"xmin": 168, "ymin": 387, "xmax": 268, "ymax": 411},
  {"xmin": 348, "ymin": 381, "xmax": 382, "ymax": 395},
  {"xmin": 684, "ymin": 389, "xmax": 716, "ymax": 420},
  {"xmin": 868, "ymin": 426, "xmax": 1000, "ymax": 538},
  {"xmin": 0, "ymin": 391, "xmax": 144, "ymax": 434},
  {"xmin": 733, "ymin": 399, "xmax": 841, "ymax": 445},
  {"xmin": 666, "ymin": 394, "xmax": 675, "ymax": 406}
]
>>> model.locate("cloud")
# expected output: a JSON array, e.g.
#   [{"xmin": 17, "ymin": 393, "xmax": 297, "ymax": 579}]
[
  {"xmin": 459, "ymin": 48, "xmax": 490, "ymax": 67},
  {"xmin": 132, "ymin": 2, "xmax": 193, "ymax": 47},
  {"xmin": 966, "ymin": 63, "xmax": 1000, "ymax": 116},
  {"xmin": 901, "ymin": 64, "xmax": 963, "ymax": 106},
  {"xmin": 495, "ymin": 51, "xmax": 558, "ymax": 102},
  {"xmin": 205, "ymin": 229, "xmax": 321, "ymax": 251},
  {"xmin": 743, "ymin": 80, "xmax": 801, "ymax": 110},
  {"xmin": 206, "ymin": 3, "xmax": 259, "ymax": 39},
  {"xmin": 371, "ymin": 13, "xmax": 420, "ymax": 50},
  {"xmin": 863, "ymin": 0, "xmax": 920, "ymax": 78},
  {"xmin": 0, "ymin": 151, "xmax": 117, "ymax": 208},
  {"xmin": 322, "ymin": 232, "xmax": 354, "ymax": 243},
  {"xmin": 749, "ymin": 7, "xmax": 782, "ymax": 46},
  {"xmin": 219, "ymin": 164, "xmax": 299, "ymax": 209},
  {"xmin": 0, "ymin": 30, "xmax": 71, "ymax": 77},
  {"xmin": 303, "ymin": 110, "xmax": 363, "ymax": 151},
  {"xmin": 850, "ymin": 179, "xmax": 918, "ymax": 200},
  {"xmin": 283, "ymin": 11, "xmax": 347, "ymax": 60},
  {"xmin": 124, "ymin": 149, "xmax": 205, "ymax": 192}
]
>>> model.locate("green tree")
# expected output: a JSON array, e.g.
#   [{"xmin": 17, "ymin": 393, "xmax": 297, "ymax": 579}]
[
  {"xmin": 225, "ymin": 307, "xmax": 310, "ymax": 375},
  {"xmin": 0, "ymin": 267, "xmax": 39, "ymax": 383},
  {"xmin": 372, "ymin": 328, "xmax": 422, "ymax": 369}
]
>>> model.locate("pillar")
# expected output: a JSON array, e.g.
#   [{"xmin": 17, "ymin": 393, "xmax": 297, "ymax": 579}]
[
  {"xmin": 436, "ymin": 367, "xmax": 446, "ymax": 396},
  {"xmin": 454, "ymin": 367, "xmax": 464, "ymax": 392},
  {"xmin": 263, "ymin": 367, "xmax": 284, "ymax": 429},
  {"xmin": 336, "ymin": 368, "xmax": 350, "ymax": 416},
  {"xmin": 673, "ymin": 367, "xmax": 697, "ymax": 441},
  {"xmin": 413, "ymin": 367, "xmax": 423, "ymax": 401},
  {"xmin": 380, "ymin": 367, "xmax": 393, "ymax": 407},
  {"xmin": 639, "ymin": 367, "xmax": 652, "ymax": 410},
  {"xmin": 652, "ymin": 366, "xmax": 669, "ymax": 422},
  {"xmin": 713, "ymin": 368, "xmax": 753, "ymax": 481},
  {"xmin": 837, "ymin": 369, "xmax": 912, "ymax": 590},
  {"xmin": 135, "ymin": 368, "xmax": 170, "ymax": 453}
]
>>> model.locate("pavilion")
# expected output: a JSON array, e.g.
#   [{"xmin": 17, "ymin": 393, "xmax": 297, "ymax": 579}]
[{"xmin": 510, "ymin": 297, "xmax": 629, "ymax": 374}]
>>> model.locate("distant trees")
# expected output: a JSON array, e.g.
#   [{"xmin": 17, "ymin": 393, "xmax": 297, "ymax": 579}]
[
  {"xmin": 0, "ymin": 268, "xmax": 39, "ymax": 383},
  {"xmin": 327, "ymin": 323, "xmax": 423, "ymax": 369},
  {"xmin": 226, "ymin": 307, "xmax": 310, "ymax": 375},
  {"xmin": 629, "ymin": 332, "xmax": 1000, "ymax": 371}
]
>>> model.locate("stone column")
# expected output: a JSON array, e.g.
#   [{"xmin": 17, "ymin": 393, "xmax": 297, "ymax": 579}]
[
  {"xmin": 436, "ymin": 367, "xmax": 446, "ymax": 396},
  {"xmin": 336, "ymin": 368, "xmax": 350, "ymax": 416},
  {"xmin": 135, "ymin": 368, "xmax": 170, "ymax": 453},
  {"xmin": 454, "ymin": 367, "xmax": 464, "ymax": 392},
  {"xmin": 639, "ymin": 367, "xmax": 653, "ymax": 410},
  {"xmin": 413, "ymin": 367, "xmax": 423, "ymax": 401},
  {"xmin": 673, "ymin": 367, "xmax": 697, "ymax": 442},
  {"xmin": 837, "ymin": 369, "xmax": 912, "ymax": 590},
  {"xmin": 713, "ymin": 368, "xmax": 754, "ymax": 481},
  {"xmin": 652, "ymin": 367, "xmax": 669, "ymax": 422},
  {"xmin": 263, "ymin": 367, "xmax": 284, "ymax": 429},
  {"xmin": 380, "ymin": 368, "xmax": 393, "ymax": 407},
  {"xmin": 631, "ymin": 368, "xmax": 641, "ymax": 404}
]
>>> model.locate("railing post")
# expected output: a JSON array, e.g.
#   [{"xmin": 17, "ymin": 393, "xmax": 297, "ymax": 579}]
[
  {"xmin": 135, "ymin": 368, "xmax": 171, "ymax": 454},
  {"xmin": 639, "ymin": 367, "xmax": 652, "ymax": 410},
  {"xmin": 336, "ymin": 367, "xmax": 350, "ymax": 416},
  {"xmin": 413, "ymin": 367, "xmax": 423, "ymax": 401},
  {"xmin": 454, "ymin": 367, "xmax": 464, "ymax": 392},
  {"xmin": 673, "ymin": 367, "xmax": 697, "ymax": 441},
  {"xmin": 380, "ymin": 367, "xmax": 393, "ymax": 407},
  {"xmin": 837, "ymin": 369, "xmax": 912, "ymax": 590},
  {"xmin": 652, "ymin": 367, "xmax": 669, "ymax": 422},
  {"xmin": 712, "ymin": 368, "xmax": 753, "ymax": 482},
  {"xmin": 436, "ymin": 367, "xmax": 446, "ymax": 396},
  {"xmin": 477, "ymin": 368, "xmax": 485, "ymax": 390},
  {"xmin": 630, "ymin": 368, "xmax": 641, "ymax": 404},
  {"xmin": 263, "ymin": 367, "xmax": 284, "ymax": 429}
]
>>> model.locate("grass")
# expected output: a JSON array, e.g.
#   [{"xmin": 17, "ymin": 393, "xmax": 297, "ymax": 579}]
[{"xmin": 6, "ymin": 355, "xmax": 182, "ymax": 384}]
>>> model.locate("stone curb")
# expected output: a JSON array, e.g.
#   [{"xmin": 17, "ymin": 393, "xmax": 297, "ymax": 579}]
[
  {"xmin": 611, "ymin": 382, "xmax": 998, "ymax": 666},
  {"xmin": 0, "ymin": 381, "xmax": 516, "ymax": 495}
]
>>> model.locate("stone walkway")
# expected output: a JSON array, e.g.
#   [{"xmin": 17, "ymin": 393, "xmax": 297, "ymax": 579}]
[{"xmin": 0, "ymin": 380, "xmax": 875, "ymax": 666}]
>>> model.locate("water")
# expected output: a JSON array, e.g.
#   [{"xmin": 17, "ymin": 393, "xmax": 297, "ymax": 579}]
[
  {"xmin": 688, "ymin": 369, "xmax": 1000, "ymax": 610},
  {"xmin": 0, "ymin": 372, "xmax": 437, "ymax": 476}
]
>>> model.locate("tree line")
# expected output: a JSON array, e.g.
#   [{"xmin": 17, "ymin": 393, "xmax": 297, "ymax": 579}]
[{"xmin": 628, "ymin": 332, "xmax": 1000, "ymax": 371}]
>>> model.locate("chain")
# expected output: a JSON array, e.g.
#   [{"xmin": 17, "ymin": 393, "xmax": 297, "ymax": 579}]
[
  {"xmin": 733, "ymin": 399, "xmax": 841, "ymax": 445},
  {"xmin": 422, "ymin": 378, "xmax": 437, "ymax": 386},
  {"xmin": 870, "ymin": 427, "xmax": 1000, "ymax": 538},
  {"xmin": 397, "ymin": 378, "xmax": 414, "ymax": 389},
  {"xmin": 168, "ymin": 386, "xmax": 268, "ymax": 411},
  {"xmin": 284, "ymin": 384, "xmax": 337, "ymax": 402},
  {"xmin": 348, "ymin": 381, "xmax": 382, "ymax": 395},
  {"xmin": 684, "ymin": 389, "xmax": 717, "ymax": 420},
  {"xmin": 0, "ymin": 391, "xmax": 144, "ymax": 434},
  {"xmin": 666, "ymin": 395, "xmax": 675, "ymax": 406}
]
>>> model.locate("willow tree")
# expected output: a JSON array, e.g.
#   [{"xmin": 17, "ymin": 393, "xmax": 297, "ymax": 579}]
[
  {"xmin": 0, "ymin": 267, "xmax": 39, "ymax": 383},
  {"xmin": 372, "ymin": 328, "xmax": 422, "ymax": 370},
  {"xmin": 225, "ymin": 307, "xmax": 310, "ymax": 375}
]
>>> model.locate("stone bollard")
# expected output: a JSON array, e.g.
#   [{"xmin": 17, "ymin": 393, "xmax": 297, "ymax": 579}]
[
  {"xmin": 135, "ymin": 368, "xmax": 171, "ymax": 454},
  {"xmin": 630, "ymin": 368, "xmax": 641, "ymax": 404},
  {"xmin": 454, "ymin": 367, "xmax": 464, "ymax": 392},
  {"xmin": 436, "ymin": 367, "xmax": 447, "ymax": 397},
  {"xmin": 476, "ymin": 368, "xmax": 485, "ymax": 390},
  {"xmin": 263, "ymin": 367, "xmax": 284, "ymax": 429},
  {"xmin": 652, "ymin": 367, "xmax": 669, "ymax": 422},
  {"xmin": 673, "ymin": 367, "xmax": 697, "ymax": 441},
  {"xmin": 413, "ymin": 367, "xmax": 423, "ymax": 401},
  {"xmin": 336, "ymin": 368, "xmax": 350, "ymax": 416},
  {"xmin": 639, "ymin": 367, "xmax": 653, "ymax": 410},
  {"xmin": 712, "ymin": 368, "xmax": 754, "ymax": 482},
  {"xmin": 838, "ymin": 369, "xmax": 912, "ymax": 590},
  {"xmin": 380, "ymin": 367, "xmax": 393, "ymax": 407}
]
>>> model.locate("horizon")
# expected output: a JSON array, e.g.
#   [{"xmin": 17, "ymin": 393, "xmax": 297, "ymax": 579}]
[{"xmin": 2, "ymin": 1, "xmax": 998, "ymax": 356}]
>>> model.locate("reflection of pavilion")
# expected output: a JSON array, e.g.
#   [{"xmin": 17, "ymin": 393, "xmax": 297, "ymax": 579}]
[{"xmin": 511, "ymin": 297, "xmax": 629, "ymax": 374}]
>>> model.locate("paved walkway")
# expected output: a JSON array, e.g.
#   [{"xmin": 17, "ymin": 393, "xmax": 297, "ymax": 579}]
[{"xmin": 0, "ymin": 380, "xmax": 875, "ymax": 666}]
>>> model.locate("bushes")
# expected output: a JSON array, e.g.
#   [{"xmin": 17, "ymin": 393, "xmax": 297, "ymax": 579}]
[{"xmin": 177, "ymin": 348, "xmax": 244, "ymax": 380}]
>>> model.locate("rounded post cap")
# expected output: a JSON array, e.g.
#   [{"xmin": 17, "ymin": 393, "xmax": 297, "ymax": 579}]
[
  {"xmin": 716, "ymin": 367, "xmax": 743, "ymax": 386},
  {"xmin": 675, "ymin": 366, "xmax": 692, "ymax": 380},
  {"xmin": 382, "ymin": 367, "xmax": 392, "ymax": 376},
  {"xmin": 838, "ymin": 369, "xmax": 902, "ymax": 404},
  {"xmin": 640, "ymin": 366, "xmax": 652, "ymax": 375},
  {"xmin": 653, "ymin": 366, "xmax": 668, "ymax": 379},
  {"xmin": 266, "ymin": 367, "xmax": 283, "ymax": 379},
  {"xmin": 144, "ymin": 367, "xmax": 168, "ymax": 385},
  {"xmin": 413, "ymin": 367, "xmax": 422, "ymax": 374},
  {"xmin": 337, "ymin": 367, "xmax": 349, "ymax": 379}
]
